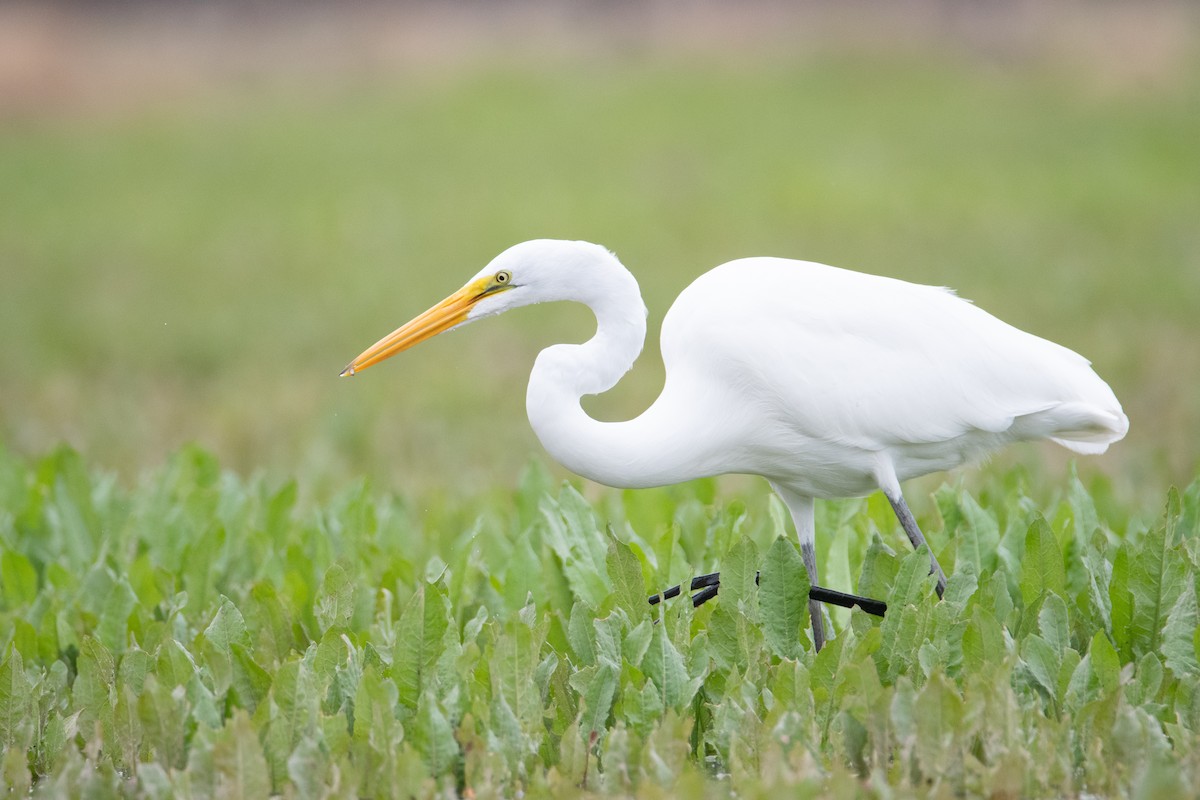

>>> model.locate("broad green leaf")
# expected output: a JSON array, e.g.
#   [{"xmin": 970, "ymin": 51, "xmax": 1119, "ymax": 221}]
[
  {"xmin": 934, "ymin": 484, "xmax": 964, "ymax": 527},
  {"xmin": 1057, "ymin": 648, "xmax": 1081, "ymax": 709},
  {"xmin": 112, "ymin": 684, "xmax": 141, "ymax": 772},
  {"xmin": 204, "ymin": 596, "xmax": 251, "ymax": 653},
  {"xmin": 0, "ymin": 551, "xmax": 37, "ymax": 608},
  {"xmin": 392, "ymin": 582, "xmax": 450, "ymax": 713},
  {"xmin": 181, "ymin": 523, "xmax": 225, "ymax": 614},
  {"xmin": 199, "ymin": 597, "xmax": 251, "ymax": 696},
  {"xmin": 708, "ymin": 603, "xmax": 759, "ymax": 673},
  {"xmin": 1164, "ymin": 487, "xmax": 1183, "ymax": 546},
  {"xmin": 1082, "ymin": 530, "xmax": 1113, "ymax": 633},
  {"xmin": 580, "ymin": 662, "xmax": 619, "ymax": 738},
  {"xmin": 10, "ymin": 619, "xmax": 36, "ymax": 663},
  {"xmin": 36, "ymin": 609, "xmax": 59, "ymax": 666},
  {"xmin": 312, "ymin": 628, "xmax": 350, "ymax": 687},
  {"xmin": 96, "ymin": 575, "xmax": 138, "ymax": 653},
  {"xmin": 213, "ymin": 709, "xmax": 271, "ymax": 800},
  {"xmin": 230, "ymin": 643, "xmax": 272, "ymax": 713},
  {"xmin": 961, "ymin": 606, "xmax": 1005, "ymax": 676},
  {"xmin": 1038, "ymin": 592, "xmax": 1070, "ymax": 655},
  {"xmin": 981, "ymin": 567, "xmax": 1015, "ymax": 629},
  {"xmin": 890, "ymin": 545, "xmax": 937, "ymax": 608},
  {"xmin": 913, "ymin": 672, "xmax": 963, "ymax": 776},
  {"xmin": 503, "ymin": 528, "xmax": 542, "ymax": 610},
  {"xmin": 245, "ymin": 581, "xmax": 294, "ymax": 666},
  {"xmin": 486, "ymin": 690, "xmax": 529, "ymax": 771},
  {"xmin": 606, "ymin": 535, "xmax": 646, "ymax": 623},
  {"xmin": 540, "ymin": 486, "xmax": 610, "ymax": 609},
  {"xmin": 877, "ymin": 603, "xmax": 931, "ymax": 682},
  {"xmin": 287, "ymin": 735, "xmax": 330, "ymax": 800},
  {"xmin": 119, "ymin": 647, "xmax": 153, "ymax": 696},
  {"xmin": 941, "ymin": 559, "xmax": 979, "ymax": 608},
  {"xmin": 567, "ymin": 601, "xmax": 596, "ymax": 666},
  {"xmin": 43, "ymin": 447, "xmax": 101, "ymax": 568},
  {"xmin": 155, "ymin": 639, "xmax": 198, "ymax": 689},
  {"xmin": 623, "ymin": 679, "xmax": 665, "ymax": 737},
  {"xmin": 856, "ymin": 534, "xmax": 899, "ymax": 603},
  {"xmin": 534, "ymin": 650, "xmax": 559, "ymax": 701},
  {"xmin": 1020, "ymin": 518, "xmax": 1066, "ymax": 608},
  {"xmin": 494, "ymin": 609, "xmax": 545, "ymax": 729},
  {"xmin": 350, "ymin": 663, "xmax": 402, "ymax": 796},
  {"xmin": 1132, "ymin": 653, "xmax": 1164, "ymax": 707},
  {"xmin": 721, "ymin": 536, "xmax": 759, "ymax": 612},
  {"xmin": 759, "ymin": 537, "xmax": 810, "ymax": 660},
  {"xmin": 1162, "ymin": 582, "xmax": 1200, "ymax": 678},
  {"xmin": 0, "ymin": 648, "xmax": 34, "ymax": 750},
  {"xmin": 1089, "ymin": 631, "xmax": 1120, "ymax": 695},
  {"xmin": 187, "ymin": 672, "xmax": 223, "ymax": 730},
  {"xmin": 1181, "ymin": 480, "xmax": 1200, "ymax": 544},
  {"xmin": 413, "ymin": 694, "xmax": 458, "ymax": 777},
  {"xmin": 138, "ymin": 674, "xmax": 187, "ymax": 770},
  {"xmin": 264, "ymin": 659, "xmax": 320, "ymax": 783},
  {"xmin": 32, "ymin": 705, "xmax": 78, "ymax": 780},
  {"xmin": 592, "ymin": 611, "xmax": 624, "ymax": 669},
  {"xmin": 1020, "ymin": 634, "xmax": 1060, "ymax": 707},
  {"xmin": 1110, "ymin": 544, "xmax": 1133, "ymax": 661},
  {"xmin": 810, "ymin": 634, "xmax": 845, "ymax": 725},
  {"xmin": 955, "ymin": 492, "xmax": 1000, "ymax": 575},
  {"xmin": 73, "ymin": 635, "xmax": 115, "ymax": 733},
  {"xmin": 1129, "ymin": 506, "xmax": 1190, "ymax": 657},
  {"xmin": 643, "ymin": 624, "xmax": 698, "ymax": 711},
  {"xmin": 622, "ymin": 619, "xmax": 653, "ymax": 666},
  {"xmin": 315, "ymin": 563, "xmax": 355, "ymax": 633},
  {"xmin": 1064, "ymin": 652, "xmax": 1095, "ymax": 713},
  {"xmin": 1, "ymin": 745, "xmax": 31, "ymax": 796}
]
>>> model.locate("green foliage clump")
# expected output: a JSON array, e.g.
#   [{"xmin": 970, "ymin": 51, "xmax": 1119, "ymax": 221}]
[{"xmin": 1, "ymin": 445, "xmax": 1199, "ymax": 797}]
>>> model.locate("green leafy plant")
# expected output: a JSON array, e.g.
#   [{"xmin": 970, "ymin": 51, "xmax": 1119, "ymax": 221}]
[{"xmin": 0, "ymin": 445, "xmax": 1198, "ymax": 797}]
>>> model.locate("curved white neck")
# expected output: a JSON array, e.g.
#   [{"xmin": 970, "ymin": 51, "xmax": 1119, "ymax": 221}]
[{"xmin": 524, "ymin": 260, "xmax": 713, "ymax": 489}]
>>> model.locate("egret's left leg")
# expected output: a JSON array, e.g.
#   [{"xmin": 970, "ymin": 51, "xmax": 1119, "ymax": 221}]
[
  {"xmin": 875, "ymin": 459, "xmax": 947, "ymax": 598},
  {"xmin": 884, "ymin": 489, "xmax": 947, "ymax": 598}
]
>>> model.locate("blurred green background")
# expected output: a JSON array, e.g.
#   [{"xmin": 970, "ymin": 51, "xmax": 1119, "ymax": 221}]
[{"xmin": 1, "ymin": 1, "xmax": 1198, "ymax": 498}]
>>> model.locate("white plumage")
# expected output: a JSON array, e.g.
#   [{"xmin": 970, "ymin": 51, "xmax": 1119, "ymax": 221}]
[{"xmin": 344, "ymin": 239, "xmax": 1127, "ymax": 648}]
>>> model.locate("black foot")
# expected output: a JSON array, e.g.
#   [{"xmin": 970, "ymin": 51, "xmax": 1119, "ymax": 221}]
[{"xmin": 648, "ymin": 571, "xmax": 888, "ymax": 617}]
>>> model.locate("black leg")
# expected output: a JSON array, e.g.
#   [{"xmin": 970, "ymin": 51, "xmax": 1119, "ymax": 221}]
[
  {"xmin": 648, "ymin": 571, "xmax": 887, "ymax": 618},
  {"xmin": 886, "ymin": 492, "xmax": 947, "ymax": 598},
  {"xmin": 800, "ymin": 539, "xmax": 826, "ymax": 650}
]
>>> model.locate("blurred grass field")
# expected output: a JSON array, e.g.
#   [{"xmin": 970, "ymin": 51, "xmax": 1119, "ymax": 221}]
[
  {"xmin": 4, "ymin": 5, "xmax": 1200, "ymax": 796},
  {"xmin": 1, "ymin": 5, "xmax": 1198, "ymax": 502}
]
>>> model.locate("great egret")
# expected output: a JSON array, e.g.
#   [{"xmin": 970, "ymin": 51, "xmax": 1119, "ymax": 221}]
[{"xmin": 342, "ymin": 239, "xmax": 1128, "ymax": 649}]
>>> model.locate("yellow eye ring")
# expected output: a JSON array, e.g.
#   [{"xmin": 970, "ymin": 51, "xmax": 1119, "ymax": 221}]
[{"xmin": 495, "ymin": 270, "xmax": 511, "ymax": 284}]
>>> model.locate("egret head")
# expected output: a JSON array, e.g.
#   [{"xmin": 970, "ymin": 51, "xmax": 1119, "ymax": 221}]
[{"xmin": 340, "ymin": 239, "xmax": 620, "ymax": 376}]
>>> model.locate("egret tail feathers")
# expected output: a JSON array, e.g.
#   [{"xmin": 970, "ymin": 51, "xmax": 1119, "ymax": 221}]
[{"xmin": 1021, "ymin": 401, "xmax": 1129, "ymax": 455}]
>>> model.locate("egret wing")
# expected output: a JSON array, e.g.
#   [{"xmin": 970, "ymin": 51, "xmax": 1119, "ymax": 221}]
[{"xmin": 662, "ymin": 258, "xmax": 1118, "ymax": 451}]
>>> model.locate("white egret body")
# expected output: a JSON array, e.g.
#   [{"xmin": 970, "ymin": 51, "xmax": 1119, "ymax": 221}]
[{"xmin": 343, "ymin": 240, "xmax": 1128, "ymax": 647}]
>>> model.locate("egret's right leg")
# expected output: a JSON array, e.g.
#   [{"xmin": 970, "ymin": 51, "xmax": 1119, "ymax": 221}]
[{"xmin": 800, "ymin": 535, "xmax": 826, "ymax": 652}]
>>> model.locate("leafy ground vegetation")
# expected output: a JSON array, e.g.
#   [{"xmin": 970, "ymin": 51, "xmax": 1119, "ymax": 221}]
[{"xmin": 2, "ymin": 445, "xmax": 1199, "ymax": 797}]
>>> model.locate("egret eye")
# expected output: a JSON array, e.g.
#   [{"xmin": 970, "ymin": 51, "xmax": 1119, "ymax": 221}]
[{"xmin": 495, "ymin": 271, "xmax": 511, "ymax": 284}]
